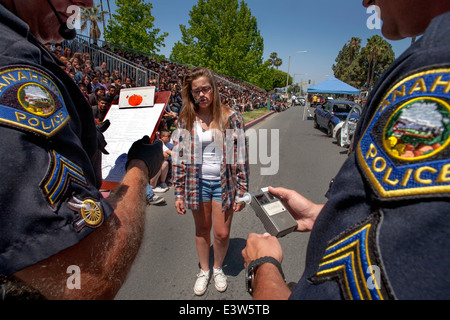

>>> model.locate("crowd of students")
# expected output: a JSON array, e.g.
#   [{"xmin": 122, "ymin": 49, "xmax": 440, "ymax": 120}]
[
  {"xmin": 48, "ymin": 42, "xmax": 294, "ymax": 125},
  {"xmin": 45, "ymin": 42, "xmax": 293, "ymax": 204}
]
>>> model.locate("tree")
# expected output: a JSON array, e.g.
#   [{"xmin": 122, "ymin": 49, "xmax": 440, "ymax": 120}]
[
  {"xmin": 170, "ymin": 0, "xmax": 264, "ymax": 82},
  {"xmin": 347, "ymin": 37, "xmax": 361, "ymax": 82},
  {"xmin": 80, "ymin": 4, "xmax": 108, "ymax": 45},
  {"xmin": 332, "ymin": 37, "xmax": 361, "ymax": 87},
  {"xmin": 268, "ymin": 52, "xmax": 282, "ymax": 69},
  {"xmin": 364, "ymin": 35, "xmax": 394, "ymax": 90},
  {"xmin": 104, "ymin": 0, "xmax": 168, "ymax": 54},
  {"xmin": 332, "ymin": 35, "xmax": 394, "ymax": 91}
]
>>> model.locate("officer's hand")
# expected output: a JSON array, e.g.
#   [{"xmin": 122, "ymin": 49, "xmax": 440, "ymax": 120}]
[
  {"xmin": 242, "ymin": 233, "xmax": 283, "ymax": 267},
  {"xmin": 268, "ymin": 186, "xmax": 324, "ymax": 232},
  {"xmin": 126, "ymin": 136, "xmax": 164, "ymax": 179}
]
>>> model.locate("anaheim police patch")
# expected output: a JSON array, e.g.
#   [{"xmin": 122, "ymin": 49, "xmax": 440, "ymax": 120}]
[
  {"xmin": 357, "ymin": 67, "xmax": 450, "ymax": 200},
  {"xmin": 0, "ymin": 65, "xmax": 69, "ymax": 137}
]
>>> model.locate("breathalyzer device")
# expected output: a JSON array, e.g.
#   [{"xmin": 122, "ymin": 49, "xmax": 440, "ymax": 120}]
[{"xmin": 237, "ymin": 187, "xmax": 297, "ymax": 238}]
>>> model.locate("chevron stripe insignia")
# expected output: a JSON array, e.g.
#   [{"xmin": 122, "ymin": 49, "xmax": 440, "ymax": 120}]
[
  {"xmin": 40, "ymin": 150, "xmax": 88, "ymax": 210},
  {"xmin": 310, "ymin": 212, "xmax": 395, "ymax": 300}
]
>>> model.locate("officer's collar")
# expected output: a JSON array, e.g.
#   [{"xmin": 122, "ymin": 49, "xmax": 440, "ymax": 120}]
[{"xmin": 0, "ymin": 3, "xmax": 31, "ymax": 39}]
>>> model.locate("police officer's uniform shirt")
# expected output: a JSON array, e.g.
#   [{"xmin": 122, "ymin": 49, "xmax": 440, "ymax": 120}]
[
  {"xmin": 0, "ymin": 5, "xmax": 113, "ymax": 275},
  {"xmin": 290, "ymin": 11, "xmax": 450, "ymax": 300}
]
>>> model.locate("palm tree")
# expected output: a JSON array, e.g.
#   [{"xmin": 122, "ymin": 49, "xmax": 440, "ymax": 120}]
[
  {"xmin": 81, "ymin": 4, "xmax": 108, "ymax": 45},
  {"xmin": 273, "ymin": 58, "xmax": 283, "ymax": 69},
  {"xmin": 347, "ymin": 37, "xmax": 361, "ymax": 82},
  {"xmin": 269, "ymin": 52, "xmax": 278, "ymax": 68},
  {"xmin": 100, "ymin": 0, "xmax": 105, "ymax": 35},
  {"xmin": 365, "ymin": 35, "xmax": 387, "ymax": 90},
  {"xmin": 106, "ymin": 0, "xmax": 112, "ymax": 22}
]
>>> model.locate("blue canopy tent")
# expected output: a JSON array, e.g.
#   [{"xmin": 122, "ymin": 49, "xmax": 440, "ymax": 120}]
[{"xmin": 308, "ymin": 77, "xmax": 360, "ymax": 95}]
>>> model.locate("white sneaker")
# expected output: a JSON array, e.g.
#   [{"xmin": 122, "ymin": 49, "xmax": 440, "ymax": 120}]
[
  {"xmin": 194, "ymin": 269, "xmax": 210, "ymax": 296},
  {"xmin": 153, "ymin": 186, "xmax": 169, "ymax": 193},
  {"xmin": 213, "ymin": 267, "xmax": 227, "ymax": 292},
  {"xmin": 146, "ymin": 195, "xmax": 166, "ymax": 205}
]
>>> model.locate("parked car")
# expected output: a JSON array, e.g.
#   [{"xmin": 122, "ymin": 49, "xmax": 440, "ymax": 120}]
[
  {"xmin": 332, "ymin": 103, "xmax": 363, "ymax": 147},
  {"xmin": 313, "ymin": 100, "xmax": 360, "ymax": 137},
  {"xmin": 294, "ymin": 96, "xmax": 306, "ymax": 106}
]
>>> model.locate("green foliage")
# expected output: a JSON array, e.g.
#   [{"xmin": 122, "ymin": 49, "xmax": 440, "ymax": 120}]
[
  {"xmin": 332, "ymin": 35, "xmax": 394, "ymax": 90},
  {"xmin": 104, "ymin": 0, "xmax": 168, "ymax": 53},
  {"xmin": 268, "ymin": 52, "xmax": 282, "ymax": 69},
  {"xmin": 80, "ymin": 4, "xmax": 108, "ymax": 44},
  {"xmin": 170, "ymin": 0, "xmax": 264, "ymax": 83}
]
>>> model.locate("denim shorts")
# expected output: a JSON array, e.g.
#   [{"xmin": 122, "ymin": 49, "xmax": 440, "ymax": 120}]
[{"xmin": 199, "ymin": 179, "xmax": 222, "ymax": 202}]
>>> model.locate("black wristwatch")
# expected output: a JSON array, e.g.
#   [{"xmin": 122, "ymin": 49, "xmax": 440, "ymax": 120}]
[{"xmin": 245, "ymin": 256, "xmax": 285, "ymax": 296}]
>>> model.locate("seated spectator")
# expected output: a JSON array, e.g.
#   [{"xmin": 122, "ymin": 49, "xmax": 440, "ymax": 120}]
[
  {"xmin": 75, "ymin": 64, "xmax": 89, "ymax": 84},
  {"xmin": 163, "ymin": 104, "xmax": 178, "ymax": 130},
  {"xmin": 79, "ymin": 75, "xmax": 93, "ymax": 94},
  {"xmin": 63, "ymin": 47, "xmax": 73, "ymax": 60},
  {"xmin": 106, "ymin": 85, "xmax": 119, "ymax": 105},
  {"xmin": 101, "ymin": 76, "xmax": 112, "ymax": 91},
  {"xmin": 92, "ymin": 96, "xmax": 111, "ymax": 124},
  {"xmin": 78, "ymin": 83, "xmax": 89, "ymax": 101},
  {"xmin": 54, "ymin": 44, "xmax": 62, "ymax": 58},
  {"xmin": 160, "ymin": 129, "xmax": 174, "ymax": 156},
  {"xmin": 94, "ymin": 61, "xmax": 108, "ymax": 75},
  {"xmin": 112, "ymin": 77, "xmax": 124, "ymax": 88},
  {"xmin": 84, "ymin": 59, "xmax": 94, "ymax": 77},
  {"xmin": 91, "ymin": 76, "xmax": 102, "ymax": 92},
  {"xmin": 124, "ymin": 77, "xmax": 134, "ymax": 88},
  {"xmin": 82, "ymin": 52, "xmax": 91, "ymax": 63},
  {"xmin": 159, "ymin": 128, "xmax": 174, "ymax": 185},
  {"xmin": 111, "ymin": 69, "xmax": 120, "ymax": 80},
  {"xmin": 150, "ymin": 161, "xmax": 170, "ymax": 193},
  {"xmin": 65, "ymin": 60, "xmax": 74, "ymax": 74},
  {"xmin": 148, "ymin": 78, "xmax": 158, "ymax": 88},
  {"xmin": 89, "ymin": 86, "xmax": 106, "ymax": 107},
  {"xmin": 149, "ymin": 127, "xmax": 170, "ymax": 193},
  {"xmin": 169, "ymin": 86, "xmax": 182, "ymax": 114}
]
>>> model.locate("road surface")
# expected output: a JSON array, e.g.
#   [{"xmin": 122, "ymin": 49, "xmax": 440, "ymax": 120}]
[{"xmin": 115, "ymin": 104, "xmax": 348, "ymax": 300}]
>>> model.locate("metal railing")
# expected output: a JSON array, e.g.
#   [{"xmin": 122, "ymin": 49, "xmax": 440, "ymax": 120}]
[{"xmin": 62, "ymin": 35, "xmax": 159, "ymax": 87}]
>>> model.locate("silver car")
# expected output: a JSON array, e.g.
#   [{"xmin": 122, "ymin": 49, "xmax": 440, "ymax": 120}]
[{"xmin": 333, "ymin": 103, "xmax": 363, "ymax": 147}]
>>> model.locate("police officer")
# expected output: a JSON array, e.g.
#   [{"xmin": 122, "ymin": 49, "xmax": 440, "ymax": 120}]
[
  {"xmin": 242, "ymin": 0, "xmax": 450, "ymax": 300},
  {"xmin": 0, "ymin": 0, "xmax": 163, "ymax": 299}
]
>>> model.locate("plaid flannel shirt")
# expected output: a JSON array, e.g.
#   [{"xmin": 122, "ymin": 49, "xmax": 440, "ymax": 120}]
[{"xmin": 172, "ymin": 110, "xmax": 249, "ymax": 211}]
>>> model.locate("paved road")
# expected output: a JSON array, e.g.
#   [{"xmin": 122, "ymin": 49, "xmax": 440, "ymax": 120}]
[{"xmin": 115, "ymin": 104, "xmax": 349, "ymax": 300}]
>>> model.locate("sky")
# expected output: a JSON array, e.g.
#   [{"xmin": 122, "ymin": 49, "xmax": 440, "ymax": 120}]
[{"xmin": 89, "ymin": 0, "xmax": 413, "ymax": 88}]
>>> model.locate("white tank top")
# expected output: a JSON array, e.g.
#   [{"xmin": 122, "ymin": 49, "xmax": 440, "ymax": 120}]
[{"xmin": 197, "ymin": 122, "xmax": 221, "ymax": 180}]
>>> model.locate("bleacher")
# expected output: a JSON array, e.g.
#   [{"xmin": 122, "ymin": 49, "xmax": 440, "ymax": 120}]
[{"xmin": 57, "ymin": 34, "xmax": 272, "ymax": 122}]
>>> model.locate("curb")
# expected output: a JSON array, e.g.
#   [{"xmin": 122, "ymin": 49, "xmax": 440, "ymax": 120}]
[{"xmin": 245, "ymin": 111, "xmax": 275, "ymax": 129}]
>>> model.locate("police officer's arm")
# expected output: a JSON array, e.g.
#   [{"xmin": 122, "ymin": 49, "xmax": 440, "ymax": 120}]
[
  {"xmin": 242, "ymin": 187, "xmax": 323, "ymax": 299},
  {"xmin": 13, "ymin": 139, "xmax": 163, "ymax": 300},
  {"xmin": 242, "ymin": 233, "xmax": 292, "ymax": 300}
]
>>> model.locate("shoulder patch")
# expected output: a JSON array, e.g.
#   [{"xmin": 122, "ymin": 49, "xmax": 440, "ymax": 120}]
[
  {"xmin": 357, "ymin": 67, "xmax": 450, "ymax": 201},
  {"xmin": 0, "ymin": 65, "xmax": 70, "ymax": 137},
  {"xmin": 310, "ymin": 211, "xmax": 396, "ymax": 300},
  {"xmin": 40, "ymin": 150, "xmax": 88, "ymax": 210}
]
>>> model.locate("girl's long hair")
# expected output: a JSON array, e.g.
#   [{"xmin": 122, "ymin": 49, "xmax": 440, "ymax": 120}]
[{"xmin": 179, "ymin": 67, "xmax": 230, "ymax": 132}]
